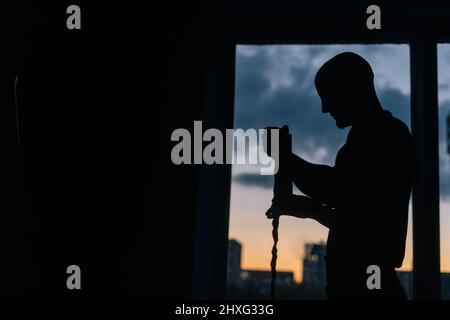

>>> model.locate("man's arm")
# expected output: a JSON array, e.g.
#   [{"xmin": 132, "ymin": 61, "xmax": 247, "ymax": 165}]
[
  {"xmin": 266, "ymin": 195, "xmax": 336, "ymax": 229},
  {"xmin": 289, "ymin": 153, "xmax": 338, "ymax": 207}
]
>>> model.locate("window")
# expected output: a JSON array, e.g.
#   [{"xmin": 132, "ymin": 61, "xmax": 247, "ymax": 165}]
[
  {"xmin": 227, "ymin": 44, "xmax": 413, "ymax": 299},
  {"xmin": 438, "ymin": 43, "xmax": 450, "ymax": 300}
]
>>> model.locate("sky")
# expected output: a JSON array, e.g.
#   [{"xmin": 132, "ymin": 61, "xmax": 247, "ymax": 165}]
[{"xmin": 228, "ymin": 44, "xmax": 450, "ymax": 284}]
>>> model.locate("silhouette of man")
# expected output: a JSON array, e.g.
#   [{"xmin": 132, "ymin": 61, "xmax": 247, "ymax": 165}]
[{"xmin": 266, "ymin": 52, "xmax": 415, "ymax": 300}]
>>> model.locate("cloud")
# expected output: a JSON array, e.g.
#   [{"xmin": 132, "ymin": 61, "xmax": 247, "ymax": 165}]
[
  {"xmin": 438, "ymin": 45, "xmax": 450, "ymax": 197},
  {"xmin": 234, "ymin": 44, "xmax": 410, "ymax": 167},
  {"xmin": 438, "ymin": 44, "xmax": 450, "ymax": 104},
  {"xmin": 232, "ymin": 44, "xmax": 450, "ymax": 198},
  {"xmin": 229, "ymin": 45, "xmax": 450, "ymax": 277},
  {"xmin": 378, "ymin": 88, "xmax": 411, "ymax": 128},
  {"xmin": 233, "ymin": 173, "xmax": 273, "ymax": 189},
  {"xmin": 439, "ymin": 100, "xmax": 450, "ymax": 198}
]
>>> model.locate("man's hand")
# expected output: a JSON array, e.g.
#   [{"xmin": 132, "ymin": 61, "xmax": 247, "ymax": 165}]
[
  {"xmin": 265, "ymin": 195, "xmax": 313, "ymax": 219},
  {"xmin": 265, "ymin": 196, "xmax": 297, "ymax": 219},
  {"xmin": 265, "ymin": 195, "xmax": 335, "ymax": 228}
]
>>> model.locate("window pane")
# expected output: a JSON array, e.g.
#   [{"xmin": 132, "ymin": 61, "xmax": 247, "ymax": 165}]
[
  {"xmin": 438, "ymin": 43, "xmax": 450, "ymax": 300},
  {"xmin": 227, "ymin": 44, "xmax": 413, "ymax": 299}
]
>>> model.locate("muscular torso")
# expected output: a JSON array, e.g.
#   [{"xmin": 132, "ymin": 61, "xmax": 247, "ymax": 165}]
[{"xmin": 325, "ymin": 109, "xmax": 414, "ymax": 278}]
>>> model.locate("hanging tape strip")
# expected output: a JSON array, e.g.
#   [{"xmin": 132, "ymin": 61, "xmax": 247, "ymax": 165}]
[{"xmin": 270, "ymin": 215, "xmax": 279, "ymax": 300}]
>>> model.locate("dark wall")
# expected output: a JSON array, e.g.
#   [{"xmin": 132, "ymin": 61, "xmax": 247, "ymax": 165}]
[
  {"xmin": 0, "ymin": 0, "xmax": 155, "ymax": 299},
  {"xmin": 0, "ymin": 0, "xmax": 204, "ymax": 300},
  {"xmin": 157, "ymin": 1, "xmax": 204, "ymax": 300},
  {"xmin": 0, "ymin": 0, "xmax": 449, "ymax": 300}
]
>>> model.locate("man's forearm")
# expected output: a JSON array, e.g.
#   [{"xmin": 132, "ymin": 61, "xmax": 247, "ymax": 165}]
[
  {"xmin": 280, "ymin": 195, "xmax": 336, "ymax": 229},
  {"xmin": 289, "ymin": 153, "xmax": 337, "ymax": 207}
]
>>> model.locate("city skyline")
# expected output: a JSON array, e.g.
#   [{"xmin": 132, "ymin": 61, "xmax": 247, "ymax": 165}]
[
  {"xmin": 227, "ymin": 238, "xmax": 449, "ymax": 300},
  {"xmin": 229, "ymin": 44, "xmax": 450, "ymax": 284}
]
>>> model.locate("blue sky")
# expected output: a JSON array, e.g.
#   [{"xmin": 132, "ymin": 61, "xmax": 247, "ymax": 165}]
[{"xmin": 228, "ymin": 44, "xmax": 450, "ymax": 282}]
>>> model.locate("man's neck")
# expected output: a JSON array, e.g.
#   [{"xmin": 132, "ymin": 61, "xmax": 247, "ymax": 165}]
[{"xmin": 352, "ymin": 103, "xmax": 384, "ymax": 126}]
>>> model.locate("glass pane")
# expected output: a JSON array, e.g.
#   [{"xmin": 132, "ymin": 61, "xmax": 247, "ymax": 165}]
[
  {"xmin": 227, "ymin": 44, "xmax": 412, "ymax": 299},
  {"xmin": 438, "ymin": 43, "xmax": 450, "ymax": 300}
]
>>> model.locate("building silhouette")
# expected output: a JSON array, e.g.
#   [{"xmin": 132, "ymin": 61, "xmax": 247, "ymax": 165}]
[
  {"xmin": 395, "ymin": 271, "xmax": 450, "ymax": 300},
  {"xmin": 396, "ymin": 271, "xmax": 413, "ymax": 299},
  {"xmin": 226, "ymin": 239, "xmax": 297, "ymax": 299},
  {"xmin": 227, "ymin": 239, "xmax": 242, "ymax": 286},
  {"xmin": 226, "ymin": 239, "xmax": 450, "ymax": 299},
  {"xmin": 302, "ymin": 242, "xmax": 326, "ymax": 288},
  {"xmin": 301, "ymin": 242, "xmax": 327, "ymax": 299},
  {"xmin": 441, "ymin": 273, "xmax": 450, "ymax": 300}
]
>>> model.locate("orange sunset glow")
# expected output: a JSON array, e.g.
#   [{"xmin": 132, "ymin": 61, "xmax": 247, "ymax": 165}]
[
  {"xmin": 228, "ymin": 44, "xmax": 450, "ymax": 287},
  {"xmin": 229, "ymin": 179, "xmax": 423, "ymax": 284}
]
